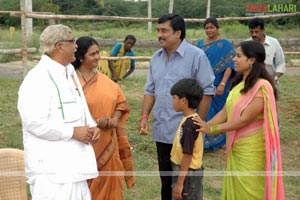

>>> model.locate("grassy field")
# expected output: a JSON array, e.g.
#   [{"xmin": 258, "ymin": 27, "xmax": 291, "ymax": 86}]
[{"xmin": 0, "ymin": 74, "xmax": 300, "ymax": 199}]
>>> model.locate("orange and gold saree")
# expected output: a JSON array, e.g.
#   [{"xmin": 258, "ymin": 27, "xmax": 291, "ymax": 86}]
[{"xmin": 79, "ymin": 72, "xmax": 135, "ymax": 200}]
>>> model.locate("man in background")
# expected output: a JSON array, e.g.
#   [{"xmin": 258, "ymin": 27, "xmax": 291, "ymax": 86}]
[{"xmin": 248, "ymin": 18, "xmax": 286, "ymax": 88}]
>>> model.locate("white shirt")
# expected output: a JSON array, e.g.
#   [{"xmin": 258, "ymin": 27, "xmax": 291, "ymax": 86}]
[
  {"xmin": 18, "ymin": 55, "xmax": 98, "ymax": 184},
  {"xmin": 263, "ymin": 35, "xmax": 286, "ymax": 76}
]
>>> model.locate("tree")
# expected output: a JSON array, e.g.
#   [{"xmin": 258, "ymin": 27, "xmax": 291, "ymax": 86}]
[
  {"xmin": 52, "ymin": 0, "xmax": 99, "ymax": 15},
  {"xmin": 0, "ymin": 0, "xmax": 20, "ymax": 26}
]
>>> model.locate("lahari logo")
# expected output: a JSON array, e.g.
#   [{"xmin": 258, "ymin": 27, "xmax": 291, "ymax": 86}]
[{"xmin": 245, "ymin": 3, "xmax": 298, "ymax": 16}]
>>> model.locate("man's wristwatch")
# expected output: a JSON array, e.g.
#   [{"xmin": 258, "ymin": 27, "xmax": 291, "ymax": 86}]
[{"xmin": 274, "ymin": 76, "xmax": 279, "ymax": 81}]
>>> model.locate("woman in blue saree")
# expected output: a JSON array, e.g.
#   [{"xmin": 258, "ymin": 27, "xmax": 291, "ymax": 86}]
[{"xmin": 197, "ymin": 17, "xmax": 235, "ymax": 151}]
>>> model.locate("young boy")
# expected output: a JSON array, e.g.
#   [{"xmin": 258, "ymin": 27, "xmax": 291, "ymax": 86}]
[{"xmin": 170, "ymin": 78, "xmax": 204, "ymax": 200}]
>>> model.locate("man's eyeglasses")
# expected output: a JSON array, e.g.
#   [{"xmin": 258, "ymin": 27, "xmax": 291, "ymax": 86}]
[{"xmin": 55, "ymin": 38, "xmax": 76, "ymax": 45}]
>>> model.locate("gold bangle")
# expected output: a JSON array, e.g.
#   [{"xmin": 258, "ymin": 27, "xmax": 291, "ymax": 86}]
[
  {"xmin": 210, "ymin": 124, "xmax": 221, "ymax": 135},
  {"xmin": 220, "ymin": 82, "xmax": 225, "ymax": 86}
]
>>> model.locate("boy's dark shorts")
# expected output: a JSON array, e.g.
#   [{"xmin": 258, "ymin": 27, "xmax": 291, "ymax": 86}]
[{"xmin": 171, "ymin": 163, "xmax": 204, "ymax": 200}]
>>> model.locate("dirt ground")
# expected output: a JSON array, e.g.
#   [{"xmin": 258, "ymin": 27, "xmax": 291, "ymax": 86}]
[{"xmin": 0, "ymin": 61, "xmax": 299, "ymax": 78}]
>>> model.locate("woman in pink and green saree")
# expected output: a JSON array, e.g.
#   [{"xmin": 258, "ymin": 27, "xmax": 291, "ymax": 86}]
[{"xmin": 193, "ymin": 40, "xmax": 284, "ymax": 200}]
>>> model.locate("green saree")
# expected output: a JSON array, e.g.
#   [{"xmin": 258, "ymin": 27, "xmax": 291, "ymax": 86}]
[{"xmin": 222, "ymin": 79, "xmax": 284, "ymax": 200}]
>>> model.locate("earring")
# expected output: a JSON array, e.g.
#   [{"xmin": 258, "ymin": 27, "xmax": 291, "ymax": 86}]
[
  {"xmin": 80, "ymin": 59, "xmax": 82, "ymax": 62},
  {"xmin": 250, "ymin": 64, "xmax": 252, "ymax": 69}
]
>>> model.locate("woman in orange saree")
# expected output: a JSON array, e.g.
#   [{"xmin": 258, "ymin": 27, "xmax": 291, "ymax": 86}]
[
  {"xmin": 193, "ymin": 40, "xmax": 284, "ymax": 200},
  {"xmin": 72, "ymin": 36, "xmax": 135, "ymax": 200}
]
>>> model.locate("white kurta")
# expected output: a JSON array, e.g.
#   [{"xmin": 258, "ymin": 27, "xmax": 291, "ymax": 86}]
[{"xmin": 18, "ymin": 55, "xmax": 98, "ymax": 184}]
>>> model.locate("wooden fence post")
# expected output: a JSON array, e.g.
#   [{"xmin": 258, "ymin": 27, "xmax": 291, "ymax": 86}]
[{"xmin": 20, "ymin": 0, "xmax": 28, "ymax": 78}]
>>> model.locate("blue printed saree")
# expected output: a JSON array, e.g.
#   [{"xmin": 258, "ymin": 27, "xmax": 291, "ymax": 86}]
[{"xmin": 197, "ymin": 39, "xmax": 235, "ymax": 151}]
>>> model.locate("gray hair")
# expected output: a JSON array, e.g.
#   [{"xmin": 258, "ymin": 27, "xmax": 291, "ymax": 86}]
[{"xmin": 39, "ymin": 24, "xmax": 72, "ymax": 55}]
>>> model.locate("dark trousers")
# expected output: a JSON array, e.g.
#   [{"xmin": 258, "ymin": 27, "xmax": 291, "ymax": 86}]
[
  {"xmin": 156, "ymin": 142, "xmax": 173, "ymax": 200},
  {"xmin": 172, "ymin": 164, "xmax": 204, "ymax": 200}
]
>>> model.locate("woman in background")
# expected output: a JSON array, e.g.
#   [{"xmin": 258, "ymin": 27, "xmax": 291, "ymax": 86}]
[
  {"xmin": 197, "ymin": 17, "xmax": 235, "ymax": 151},
  {"xmin": 72, "ymin": 36, "xmax": 135, "ymax": 200},
  {"xmin": 98, "ymin": 35, "xmax": 136, "ymax": 82}
]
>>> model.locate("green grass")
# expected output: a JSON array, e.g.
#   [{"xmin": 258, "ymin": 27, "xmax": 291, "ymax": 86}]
[
  {"xmin": 1, "ymin": 74, "xmax": 299, "ymax": 199},
  {"xmin": 0, "ymin": 78, "xmax": 22, "ymax": 149}
]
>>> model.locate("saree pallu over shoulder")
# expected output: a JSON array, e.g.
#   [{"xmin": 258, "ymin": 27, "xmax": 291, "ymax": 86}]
[{"xmin": 225, "ymin": 79, "xmax": 284, "ymax": 200}]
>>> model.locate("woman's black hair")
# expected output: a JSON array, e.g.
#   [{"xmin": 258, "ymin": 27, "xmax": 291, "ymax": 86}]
[
  {"xmin": 231, "ymin": 40, "xmax": 278, "ymax": 100},
  {"xmin": 72, "ymin": 36, "xmax": 99, "ymax": 69},
  {"xmin": 204, "ymin": 17, "xmax": 219, "ymax": 29},
  {"xmin": 124, "ymin": 35, "xmax": 136, "ymax": 43}
]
